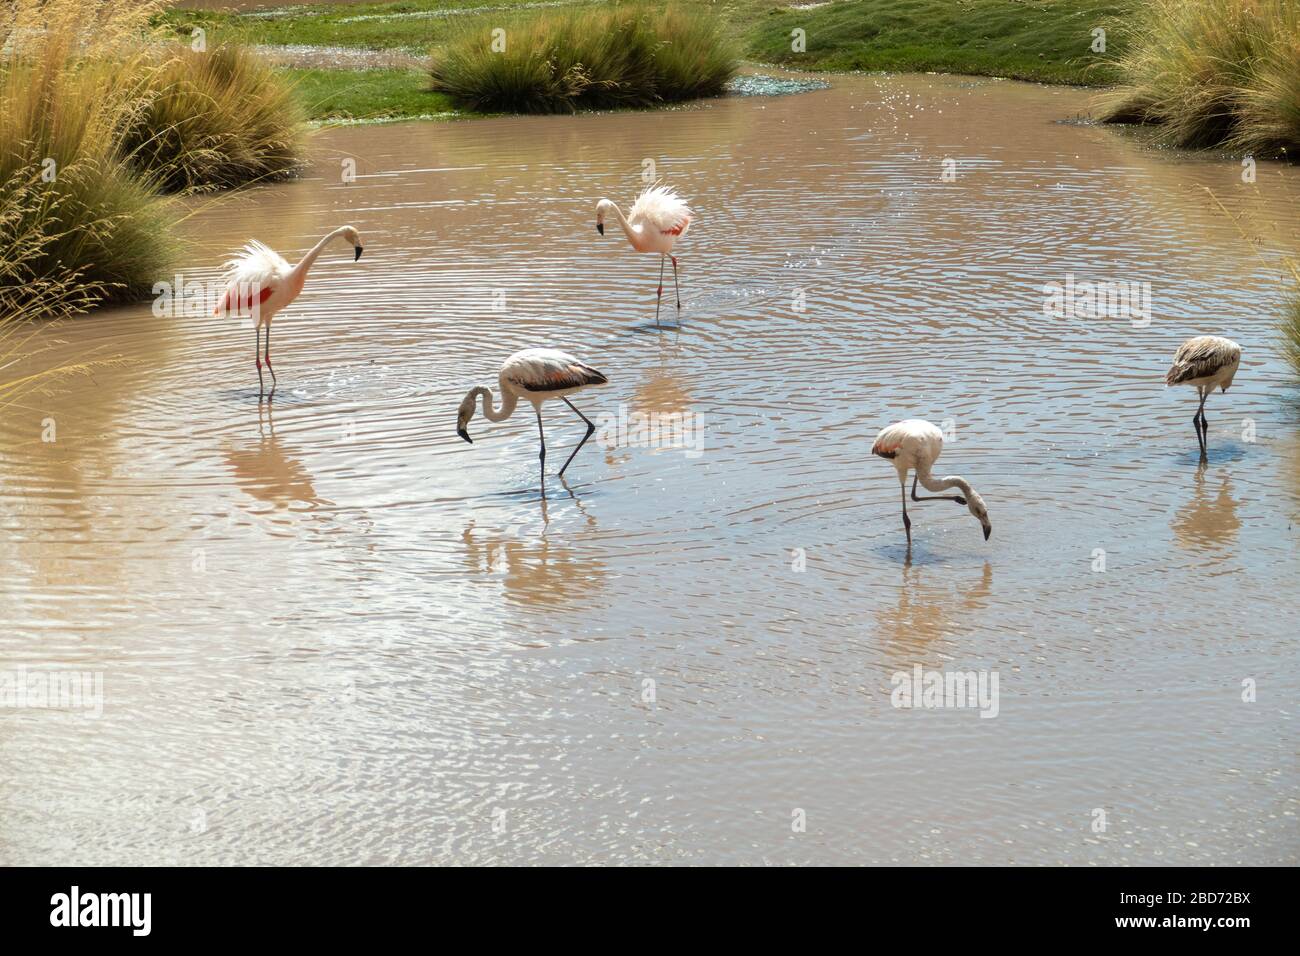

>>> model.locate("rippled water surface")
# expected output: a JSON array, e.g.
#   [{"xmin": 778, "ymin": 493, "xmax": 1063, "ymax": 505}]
[{"xmin": 2, "ymin": 74, "xmax": 1298, "ymax": 865}]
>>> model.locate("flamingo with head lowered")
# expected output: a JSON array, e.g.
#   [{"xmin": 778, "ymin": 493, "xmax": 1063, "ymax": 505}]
[
  {"xmin": 457, "ymin": 347, "xmax": 609, "ymax": 494},
  {"xmin": 872, "ymin": 419, "xmax": 992, "ymax": 550},
  {"xmin": 1165, "ymin": 335, "xmax": 1242, "ymax": 461},
  {"xmin": 214, "ymin": 225, "xmax": 364, "ymax": 399},
  {"xmin": 595, "ymin": 184, "xmax": 691, "ymax": 328}
]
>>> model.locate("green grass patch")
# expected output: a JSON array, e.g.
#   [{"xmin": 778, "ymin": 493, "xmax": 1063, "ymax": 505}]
[
  {"xmin": 744, "ymin": 0, "xmax": 1135, "ymax": 85},
  {"xmin": 286, "ymin": 68, "xmax": 457, "ymax": 121}
]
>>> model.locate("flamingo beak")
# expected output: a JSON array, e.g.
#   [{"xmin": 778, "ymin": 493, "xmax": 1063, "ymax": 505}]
[
  {"xmin": 354, "ymin": 246, "xmax": 364, "ymax": 261},
  {"xmin": 983, "ymin": 524, "xmax": 992, "ymax": 541},
  {"xmin": 596, "ymin": 222, "xmax": 604, "ymax": 236},
  {"xmin": 458, "ymin": 427, "xmax": 472, "ymax": 444}
]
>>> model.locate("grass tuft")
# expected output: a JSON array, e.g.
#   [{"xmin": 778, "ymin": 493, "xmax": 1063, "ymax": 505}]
[
  {"xmin": 1099, "ymin": 0, "xmax": 1300, "ymax": 157},
  {"xmin": 120, "ymin": 45, "xmax": 309, "ymax": 194},
  {"xmin": 429, "ymin": 3, "xmax": 738, "ymax": 114}
]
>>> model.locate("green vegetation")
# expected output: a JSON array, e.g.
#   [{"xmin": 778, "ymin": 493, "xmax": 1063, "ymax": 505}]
[
  {"xmin": 429, "ymin": 4, "xmax": 737, "ymax": 113},
  {"xmin": 1100, "ymin": 0, "xmax": 1300, "ymax": 157},
  {"xmin": 285, "ymin": 68, "xmax": 456, "ymax": 121},
  {"xmin": 745, "ymin": 0, "xmax": 1135, "ymax": 85},
  {"xmin": 157, "ymin": 1, "xmax": 1139, "ymax": 123}
]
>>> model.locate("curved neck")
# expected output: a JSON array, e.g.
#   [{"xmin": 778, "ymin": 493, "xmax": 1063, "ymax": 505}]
[
  {"xmin": 916, "ymin": 467, "xmax": 973, "ymax": 498},
  {"xmin": 606, "ymin": 202, "xmax": 637, "ymax": 242},
  {"xmin": 290, "ymin": 227, "xmax": 347, "ymax": 285},
  {"xmin": 472, "ymin": 385, "xmax": 518, "ymax": 422}
]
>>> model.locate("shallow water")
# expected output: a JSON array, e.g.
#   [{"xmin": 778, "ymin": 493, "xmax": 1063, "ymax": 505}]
[{"xmin": 2, "ymin": 73, "xmax": 1298, "ymax": 865}]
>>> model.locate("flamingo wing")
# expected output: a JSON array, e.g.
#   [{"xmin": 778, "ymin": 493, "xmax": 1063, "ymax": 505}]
[
  {"xmin": 873, "ymin": 419, "xmax": 941, "ymax": 461},
  {"xmin": 1165, "ymin": 336, "xmax": 1240, "ymax": 385},
  {"xmin": 629, "ymin": 184, "xmax": 692, "ymax": 236},
  {"xmin": 214, "ymin": 240, "xmax": 292, "ymax": 316},
  {"xmin": 504, "ymin": 348, "xmax": 608, "ymax": 393}
]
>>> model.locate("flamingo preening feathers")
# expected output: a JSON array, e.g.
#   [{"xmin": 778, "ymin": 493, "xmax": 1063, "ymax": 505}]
[
  {"xmin": 457, "ymin": 348, "xmax": 609, "ymax": 493},
  {"xmin": 872, "ymin": 419, "xmax": 992, "ymax": 549},
  {"xmin": 214, "ymin": 225, "xmax": 365, "ymax": 399},
  {"xmin": 1165, "ymin": 335, "xmax": 1241, "ymax": 461},
  {"xmin": 595, "ymin": 184, "xmax": 692, "ymax": 328}
]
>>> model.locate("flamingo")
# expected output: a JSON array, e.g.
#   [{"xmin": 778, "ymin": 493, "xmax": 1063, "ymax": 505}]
[
  {"xmin": 1164, "ymin": 335, "xmax": 1241, "ymax": 461},
  {"xmin": 872, "ymin": 419, "xmax": 991, "ymax": 548},
  {"xmin": 595, "ymin": 184, "xmax": 692, "ymax": 328},
  {"xmin": 456, "ymin": 348, "xmax": 609, "ymax": 491},
  {"xmin": 214, "ymin": 225, "xmax": 364, "ymax": 399}
]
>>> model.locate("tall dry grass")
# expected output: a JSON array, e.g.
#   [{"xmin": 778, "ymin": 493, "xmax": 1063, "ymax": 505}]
[
  {"xmin": 1280, "ymin": 261, "xmax": 1300, "ymax": 383},
  {"xmin": 120, "ymin": 44, "xmax": 308, "ymax": 194},
  {"xmin": 2, "ymin": 0, "xmax": 308, "ymax": 321},
  {"xmin": 1099, "ymin": 0, "xmax": 1300, "ymax": 157},
  {"xmin": 1, "ymin": 1, "xmax": 178, "ymax": 313},
  {"xmin": 429, "ymin": 4, "xmax": 738, "ymax": 114}
]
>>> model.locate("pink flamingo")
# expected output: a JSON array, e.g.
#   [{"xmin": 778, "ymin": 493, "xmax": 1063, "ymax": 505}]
[
  {"xmin": 214, "ymin": 225, "xmax": 364, "ymax": 399},
  {"xmin": 595, "ymin": 184, "xmax": 692, "ymax": 327},
  {"xmin": 456, "ymin": 347, "xmax": 609, "ymax": 492},
  {"xmin": 872, "ymin": 419, "xmax": 992, "ymax": 549}
]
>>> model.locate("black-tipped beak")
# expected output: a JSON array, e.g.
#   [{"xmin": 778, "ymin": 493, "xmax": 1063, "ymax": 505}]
[
  {"xmin": 354, "ymin": 246, "xmax": 364, "ymax": 261},
  {"xmin": 596, "ymin": 222, "xmax": 604, "ymax": 236},
  {"xmin": 983, "ymin": 525, "xmax": 992, "ymax": 541},
  {"xmin": 458, "ymin": 427, "xmax": 472, "ymax": 444}
]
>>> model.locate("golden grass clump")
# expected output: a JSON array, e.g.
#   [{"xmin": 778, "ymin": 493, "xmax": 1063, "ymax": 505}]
[
  {"xmin": 2, "ymin": 0, "xmax": 308, "ymax": 326},
  {"xmin": 429, "ymin": 3, "xmax": 738, "ymax": 114},
  {"xmin": 120, "ymin": 44, "xmax": 308, "ymax": 194},
  {"xmin": 1099, "ymin": 0, "xmax": 1300, "ymax": 157},
  {"xmin": 1, "ymin": 2, "xmax": 178, "ymax": 312}
]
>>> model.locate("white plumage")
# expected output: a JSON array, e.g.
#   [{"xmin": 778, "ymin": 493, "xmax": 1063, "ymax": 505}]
[
  {"xmin": 217, "ymin": 240, "xmax": 292, "ymax": 303},
  {"xmin": 627, "ymin": 184, "xmax": 692, "ymax": 239},
  {"xmin": 1165, "ymin": 335, "xmax": 1242, "ymax": 460},
  {"xmin": 457, "ymin": 348, "xmax": 608, "ymax": 491},
  {"xmin": 872, "ymin": 419, "xmax": 991, "ymax": 548}
]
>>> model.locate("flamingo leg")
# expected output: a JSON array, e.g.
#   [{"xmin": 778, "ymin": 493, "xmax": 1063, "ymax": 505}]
[
  {"xmin": 535, "ymin": 405, "xmax": 547, "ymax": 496},
  {"xmin": 255, "ymin": 326, "xmax": 265, "ymax": 399},
  {"xmin": 654, "ymin": 255, "xmax": 665, "ymax": 329},
  {"xmin": 264, "ymin": 323, "xmax": 277, "ymax": 398},
  {"xmin": 911, "ymin": 474, "xmax": 965, "ymax": 505},
  {"xmin": 671, "ymin": 255, "xmax": 681, "ymax": 317},
  {"xmin": 558, "ymin": 397, "xmax": 596, "ymax": 477},
  {"xmin": 900, "ymin": 478, "xmax": 912, "ymax": 547},
  {"xmin": 1194, "ymin": 388, "xmax": 1208, "ymax": 459}
]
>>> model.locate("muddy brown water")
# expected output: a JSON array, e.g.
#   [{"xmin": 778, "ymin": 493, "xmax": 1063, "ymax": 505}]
[{"xmin": 2, "ymin": 73, "xmax": 1298, "ymax": 865}]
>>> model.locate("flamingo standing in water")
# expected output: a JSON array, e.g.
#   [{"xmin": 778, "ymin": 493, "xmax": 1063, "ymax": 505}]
[
  {"xmin": 1164, "ymin": 335, "xmax": 1242, "ymax": 461},
  {"xmin": 872, "ymin": 419, "xmax": 992, "ymax": 548},
  {"xmin": 214, "ymin": 225, "xmax": 365, "ymax": 399},
  {"xmin": 595, "ymin": 184, "xmax": 692, "ymax": 328},
  {"xmin": 457, "ymin": 348, "xmax": 608, "ymax": 492}
]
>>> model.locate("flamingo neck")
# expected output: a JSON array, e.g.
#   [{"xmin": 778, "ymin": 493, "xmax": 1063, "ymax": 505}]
[
  {"xmin": 289, "ymin": 227, "xmax": 347, "ymax": 289},
  {"xmin": 473, "ymin": 385, "xmax": 518, "ymax": 423},
  {"xmin": 916, "ymin": 467, "xmax": 973, "ymax": 498},
  {"xmin": 608, "ymin": 203, "xmax": 638, "ymax": 243}
]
